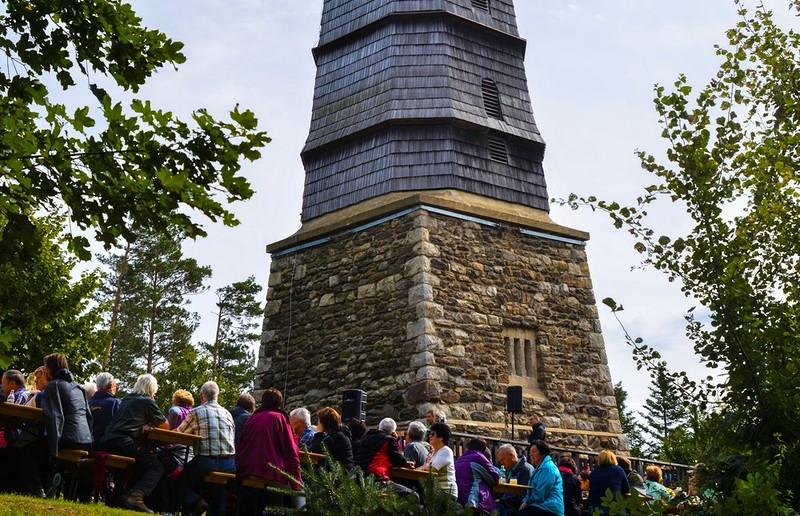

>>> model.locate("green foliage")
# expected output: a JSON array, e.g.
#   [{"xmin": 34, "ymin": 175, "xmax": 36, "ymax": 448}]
[
  {"xmin": 0, "ymin": 0, "xmax": 270, "ymax": 260},
  {"xmin": 202, "ymin": 276, "xmax": 263, "ymax": 407},
  {"xmin": 555, "ymin": 0, "xmax": 800, "ymax": 508},
  {"xmin": 262, "ymin": 449, "xmax": 463, "ymax": 515},
  {"xmin": 593, "ymin": 487, "xmax": 656, "ymax": 515},
  {"xmin": 0, "ymin": 214, "xmax": 105, "ymax": 378},
  {"xmin": 98, "ymin": 226, "xmax": 210, "ymax": 390},
  {"xmin": 639, "ymin": 364, "xmax": 688, "ymax": 458},
  {"xmin": 614, "ymin": 381, "xmax": 647, "ymax": 457}
]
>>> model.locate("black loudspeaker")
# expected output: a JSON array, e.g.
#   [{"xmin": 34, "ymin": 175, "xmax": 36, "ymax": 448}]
[
  {"xmin": 506, "ymin": 386, "xmax": 523, "ymax": 413},
  {"xmin": 342, "ymin": 389, "xmax": 367, "ymax": 423}
]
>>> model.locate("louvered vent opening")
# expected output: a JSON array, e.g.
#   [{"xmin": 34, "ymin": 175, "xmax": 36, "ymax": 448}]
[
  {"xmin": 481, "ymin": 78, "xmax": 503, "ymax": 120},
  {"xmin": 472, "ymin": 0, "xmax": 490, "ymax": 12},
  {"xmin": 488, "ymin": 135, "xmax": 509, "ymax": 164}
]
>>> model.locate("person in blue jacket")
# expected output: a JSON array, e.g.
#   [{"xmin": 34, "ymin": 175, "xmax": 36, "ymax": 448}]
[{"xmin": 519, "ymin": 440, "xmax": 564, "ymax": 516}]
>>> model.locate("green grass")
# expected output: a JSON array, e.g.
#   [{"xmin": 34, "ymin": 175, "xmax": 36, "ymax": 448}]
[{"xmin": 0, "ymin": 493, "xmax": 141, "ymax": 515}]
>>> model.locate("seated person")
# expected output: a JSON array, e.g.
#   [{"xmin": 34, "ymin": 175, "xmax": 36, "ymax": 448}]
[
  {"xmin": 289, "ymin": 407, "xmax": 315, "ymax": 450},
  {"xmin": 519, "ymin": 440, "xmax": 564, "ymax": 516},
  {"xmin": 176, "ymin": 381, "xmax": 235, "ymax": 516},
  {"xmin": 495, "ymin": 443, "xmax": 534, "ymax": 515},
  {"xmin": 228, "ymin": 392, "xmax": 255, "ymax": 446},
  {"xmin": 418, "ymin": 422, "xmax": 458, "ymax": 500},
  {"xmin": 89, "ymin": 372, "xmax": 120, "ymax": 443},
  {"xmin": 644, "ymin": 465, "xmax": 673, "ymax": 502},
  {"xmin": 309, "ymin": 406, "xmax": 354, "ymax": 471},
  {"xmin": 586, "ymin": 450, "xmax": 629, "ymax": 515},
  {"xmin": 355, "ymin": 418, "xmax": 418, "ymax": 500},
  {"xmin": 403, "ymin": 421, "xmax": 430, "ymax": 468},
  {"xmin": 455, "ymin": 438, "xmax": 499, "ymax": 514},
  {"xmin": 98, "ymin": 373, "xmax": 169, "ymax": 513},
  {"xmin": 41, "ymin": 353, "xmax": 93, "ymax": 457}
]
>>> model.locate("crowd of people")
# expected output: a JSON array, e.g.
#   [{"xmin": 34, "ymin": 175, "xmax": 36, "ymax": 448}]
[{"xmin": 0, "ymin": 359, "xmax": 680, "ymax": 515}]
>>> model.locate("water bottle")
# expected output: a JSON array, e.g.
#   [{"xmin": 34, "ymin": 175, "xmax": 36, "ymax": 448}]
[{"xmin": 499, "ymin": 465, "xmax": 506, "ymax": 482}]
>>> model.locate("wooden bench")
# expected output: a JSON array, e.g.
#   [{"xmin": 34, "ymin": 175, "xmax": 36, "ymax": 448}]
[
  {"xmin": 56, "ymin": 449, "xmax": 89, "ymax": 462},
  {"xmin": 203, "ymin": 471, "xmax": 236, "ymax": 485},
  {"xmin": 54, "ymin": 449, "xmax": 90, "ymax": 500}
]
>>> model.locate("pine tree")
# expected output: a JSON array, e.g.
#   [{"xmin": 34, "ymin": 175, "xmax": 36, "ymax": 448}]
[
  {"xmin": 614, "ymin": 381, "xmax": 647, "ymax": 457},
  {"xmin": 99, "ymin": 227, "xmax": 211, "ymax": 390},
  {"xmin": 202, "ymin": 276, "xmax": 263, "ymax": 407},
  {"xmin": 638, "ymin": 364, "xmax": 688, "ymax": 458}
]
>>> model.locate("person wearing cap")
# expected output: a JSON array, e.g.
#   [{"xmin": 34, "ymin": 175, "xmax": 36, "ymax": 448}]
[{"xmin": 89, "ymin": 372, "xmax": 120, "ymax": 443}]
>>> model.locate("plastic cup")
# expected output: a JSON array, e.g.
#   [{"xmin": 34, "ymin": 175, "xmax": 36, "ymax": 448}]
[{"xmin": 509, "ymin": 478, "xmax": 518, "ymax": 485}]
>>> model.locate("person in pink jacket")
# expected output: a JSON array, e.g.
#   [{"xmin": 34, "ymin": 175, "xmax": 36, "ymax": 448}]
[{"xmin": 235, "ymin": 388, "xmax": 301, "ymax": 511}]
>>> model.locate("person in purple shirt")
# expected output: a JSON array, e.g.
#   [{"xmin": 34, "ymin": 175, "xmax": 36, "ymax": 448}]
[{"xmin": 455, "ymin": 438, "xmax": 500, "ymax": 514}]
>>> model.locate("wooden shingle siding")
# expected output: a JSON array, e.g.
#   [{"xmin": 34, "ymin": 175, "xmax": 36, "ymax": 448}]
[
  {"xmin": 302, "ymin": 124, "xmax": 548, "ymax": 220},
  {"xmin": 302, "ymin": 0, "xmax": 548, "ymax": 221},
  {"xmin": 318, "ymin": 1, "xmax": 521, "ymax": 47}
]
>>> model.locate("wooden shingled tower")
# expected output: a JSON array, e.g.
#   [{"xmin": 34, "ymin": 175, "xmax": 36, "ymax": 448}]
[{"xmin": 259, "ymin": 0, "xmax": 625, "ymax": 451}]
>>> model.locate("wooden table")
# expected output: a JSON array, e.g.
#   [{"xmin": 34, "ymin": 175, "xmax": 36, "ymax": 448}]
[
  {"xmin": 0, "ymin": 403, "xmax": 43, "ymax": 429},
  {"xmin": 391, "ymin": 467, "xmax": 533, "ymax": 495},
  {"xmin": 300, "ymin": 451, "xmax": 325, "ymax": 465},
  {"xmin": 143, "ymin": 427, "xmax": 202, "ymax": 447},
  {"xmin": 494, "ymin": 481, "xmax": 533, "ymax": 495},
  {"xmin": 143, "ymin": 427, "xmax": 202, "ymax": 507}
]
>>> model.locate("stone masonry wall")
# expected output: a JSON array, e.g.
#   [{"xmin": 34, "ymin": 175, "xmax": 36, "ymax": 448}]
[{"xmin": 259, "ymin": 208, "xmax": 624, "ymax": 451}]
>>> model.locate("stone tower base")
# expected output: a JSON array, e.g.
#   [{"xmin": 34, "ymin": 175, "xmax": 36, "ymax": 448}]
[{"xmin": 259, "ymin": 190, "xmax": 625, "ymax": 451}]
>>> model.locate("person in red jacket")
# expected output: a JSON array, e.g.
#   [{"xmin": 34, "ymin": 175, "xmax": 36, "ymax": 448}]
[{"xmin": 354, "ymin": 417, "xmax": 418, "ymax": 501}]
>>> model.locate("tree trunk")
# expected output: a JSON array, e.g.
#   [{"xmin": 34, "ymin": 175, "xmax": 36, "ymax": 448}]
[{"xmin": 103, "ymin": 242, "xmax": 130, "ymax": 370}]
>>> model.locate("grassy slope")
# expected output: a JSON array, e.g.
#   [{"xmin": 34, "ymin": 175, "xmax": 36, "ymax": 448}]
[{"xmin": 0, "ymin": 494, "xmax": 140, "ymax": 515}]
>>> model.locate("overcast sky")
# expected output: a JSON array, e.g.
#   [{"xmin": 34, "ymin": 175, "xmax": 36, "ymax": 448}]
[{"xmin": 119, "ymin": 0, "xmax": 795, "ymax": 413}]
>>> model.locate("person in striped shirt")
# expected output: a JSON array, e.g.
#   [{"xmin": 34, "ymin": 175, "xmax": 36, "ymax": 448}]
[{"xmin": 176, "ymin": 381, "xmax": 235, "ymax": 515}]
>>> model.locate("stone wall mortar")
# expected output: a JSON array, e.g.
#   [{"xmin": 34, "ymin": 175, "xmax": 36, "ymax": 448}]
[{"xmin": 259, "ymin": 209, "xmax": 625, "ymax": 450}]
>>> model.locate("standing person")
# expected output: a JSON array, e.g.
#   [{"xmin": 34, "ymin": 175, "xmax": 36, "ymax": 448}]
[
  {"xmin": 89, "ymin": 372, "xmax": 120, "ymax": 443},
  {"xmin": 289, "ymin": 407, "xmax": 315, "ymax": 450},
  {"xmin": 495, "ymin": 443, "xmax": 534, "ymax": 515},
  {"xmin": 309, "ymin": 406, "xmax": 354, "ymax": 471},
  {"xmin": 519, "ymin": 440, "xmax": 563, "ymax": 516},
  {"xmin": 229, "ymin": 392, "xmax": 255, "ymax": 446},
  {"xmin": 455, "ymin": 438, "xmax": 500, "ymax": 514},
  {"xmin": 585, "ymin": 450, "xmax": 629, "ymax": 515},
  {"xmin": 403, "ymin": 421, "xmax": 430, "ymax": 468},
  {"xmin": 557, "ymin": 457, "xmax": 582, "ymax": 516},
  {"xmin": 236, "ymin": 388, "xmax": 301, "ymax": 512},
  {"xmin": 98, "ymin": 373, "xmax": 169, "ymax": 513},
  {"xmin": 176, "ymin": 381, "xmax": 236, "ymax": 516},
  {"xmin": 527, "ymin": 413, "xmax": 546, "ymax": 444},
  {"xmin": 41, "ymin": 353, "xmax": 93, "ymax": 457},
  {"xmin": 418, "ymin": 422, "xmax": 458, "ymax": 500}
]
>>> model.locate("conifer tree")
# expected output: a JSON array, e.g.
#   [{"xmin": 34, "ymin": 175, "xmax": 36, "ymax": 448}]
[
  {"xmin": 99, "ymin": 227, "xmax": 211, "ymax": 389},
  {"xmin": 202, "ymin": 276, "xmax": 263, "ymax": 407},
  {"xmin": 638, "ymin": 364, "xmax": 688, "ymax": 458},
  {"xmin": 614, "ymin": 381, "xmax": 647, "ymax": 457}
]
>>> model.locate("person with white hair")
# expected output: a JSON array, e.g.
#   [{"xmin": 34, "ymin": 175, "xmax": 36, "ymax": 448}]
[
  {"xmin": 289, "ymin": 407, "xmax": 315, "ymax": 450},
  {"xmin": 98, "ymin": 373, "xmax": 168, "ymax": 513},
  {"xmin": 88, "ymin": 372, "xmax": 120, "ymax": 443},
  {"xmin": 176, "ymin": 380, "xmax": 236, "ymax": 515},
  {"xmin": 404, "ymin": 420, "xmax": 430, "ymax": 468},
  {"xmin": 355, "ymin": 417, "xmax": 418, "ymax": 500}
]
